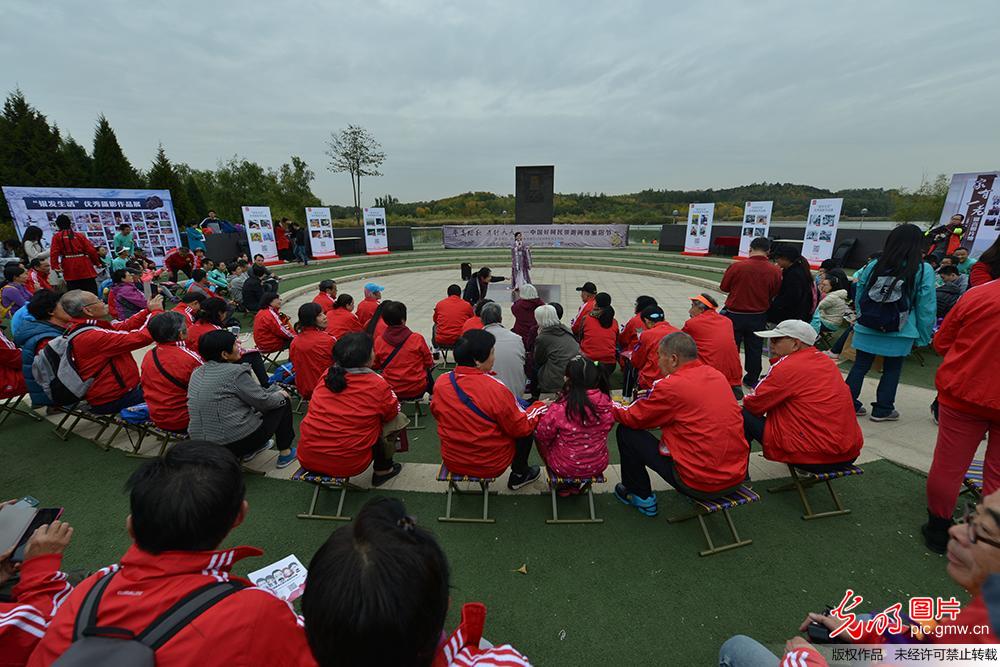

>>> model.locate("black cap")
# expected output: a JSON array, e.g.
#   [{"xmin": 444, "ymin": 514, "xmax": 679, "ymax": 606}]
[
  {"xmin": 640, "ymin": 305, "xmax": 665, "ymax": 322},
  {"xmin": 576, "ymin": 281, "xmax": 597, "ymax": 294}
]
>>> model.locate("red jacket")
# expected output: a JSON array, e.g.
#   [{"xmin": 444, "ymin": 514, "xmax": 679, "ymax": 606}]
[
  {"xmin": 969, "ymin": 261, "xmax": 996, "ymax": 288},
  {"xmin": 0, "ymin": 330, "xmax": 26, "ymax": 400},
  {"xmin": 743, "ymin": 348, "xmax": 863, "ymax": 465},
  {"xmin": 433, "ymin": 295, "xmax": 474, "ymax": 346},
  {"xmin": 619, "ymin": 314, "xmax": 644, "ymax": 356},
  {"xmin": 0, "ymin": 553, "xmax": 72, "ymax": 667},
  {"xmin": 934, "ymin": 279, "xmax": 1000, "ymax": 421},
  {"xmin": 185, "ymin": 320, "xmax": 220, "ymax": 351},
  {"xmin": 140, "ymin": 341, "xmax": 203, "ymax": 432},
  {"xmin": 570, "ymin": 298, "xmax": 596, "ymax": 335},
  {"xmin": 27, "ymin": 269, "xmax": 51, "ymax": 293},
  {"xmin": 312, "ymin": 292, "xmax": 336, "ymax": 312},
  {"xmin": 67, "ymin": 310, "xmax": 152, "ymax": 406},
  {"xmin": 325, "ymin": 307, "xmax": 363, "ymax": 339},
  {"xmin": 289, "ymin": 327, "xmax": 335, "ymax": 399},
  {"xmin": 719, "ymin": 255, "xmax": 782, "ymax": 313},
  {"xmin": 164, "ymin": 249, "xmax": 194, "ymax": 276},
  {"xmin": 298, "ymin": 370, "xmax": 400, "ymax": 477},
  {"xmin": 430, "ymin": 367, "xmax": 546, "ymax": 478},
  {"xmin": 682, "ymin": 309, "xmax": 742, "ymax": 386},
  {"xmin": 579, "ymin": 315, "xmax": 619, "ymax": 364},
  {"xmin": 28, "ymin": 545, "xmax": 315, "ymax": 667},
  {"xmin": 253, "ymin": 307, "xmax": 295, "ymax": 353},
  {"xmin": 172, "ymin": 303, "xmax": 197, "ymax": 327},
  {"xmin": 274, "ymin": 225, "xmax": 290, "ymax": 251},
  {"xmin": 431, "ymin": 603, "xmax": 531, "ymax": 667},
  {"xmin": 356, "ymin": 296, "xmax": 380, "ymax": 328},
  {"xmin": 613, "ymin": 360, "xmax": 748, "ymax": 493},
  {"xmin": 461, "ymin": 316, "xmax": 483, "ymax": 334},
  {"xmin": 374, "ymin": 326, "xmax": 433, "ymax": 399},
  {"xmin": 49, "ymin": 231, "xmax": 99, "ymax": 281},
  {"xmin": 631, "ymin": 321, "xmax": 681, "ymax": 390},
  {"xmin": 511, "ymin": 297, "xmax": 544, "ymax": 352}
]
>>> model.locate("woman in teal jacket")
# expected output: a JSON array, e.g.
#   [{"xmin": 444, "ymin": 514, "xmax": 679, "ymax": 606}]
[{"xmin": 845, "ymin": 224, "xmax": 936, "ymax": 421}]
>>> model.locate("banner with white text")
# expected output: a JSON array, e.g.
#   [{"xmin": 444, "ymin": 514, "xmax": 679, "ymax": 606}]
[
  {"xmin": 2, "ymin": 186, "xmax": 181, "ymax": 267},
  {"xmin": 803, "ymin": 198, "xmax": 843, "ymax": 267},
  {"xmin": 738, "ymin": 201, "xmax": 773, "ymax": 258},
  {"xmin": 442, "ymin": 224, "xmax": 629, "ymax": 249},
  {"xmin": 363, "ymin": 207, "xmax": 389, "ymax": 254},
  {"xmin": 304, "ymin": 207, "xmax": 338, "ymax": 259},
  {"xmin": 683, "ymin": 203, "xmax": 715, "ymax": 255},
  {"xmin": 938, "ymin": 171, "xmax": 1000, "ymax": 258},
  {"xmin": 241, "ymin": 205, "xmax": 279, "ymax": 264}
]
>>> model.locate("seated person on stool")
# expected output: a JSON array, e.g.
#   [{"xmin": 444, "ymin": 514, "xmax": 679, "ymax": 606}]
[
  {"xmin": 374, "ymin": 300, "xmax": 434, "ymax": 400},
  {"xmin": 253, "ymin": 291, "xmax": 296, "ymax": 354},
  {"xmin": 682, "ymin": 293, "xmax": 743, "ymax": 399},
  {"xmin": 630, "ymin": 305, "xmax": 680, "ymax": 392},
  {"xmin": 298, "ymin": 332, "xmax": 405, "ymax": 486},
  {"xmin": 312, "ymin": 279, "xmax": 337, "ymax": 313},
  {"xmin": 742, "ymin": 319, "xmax": 863, "ymax": 472},
  {"xmin": 612, "ymin": 332, "xmax": 748, "ymax": 516},
  {"xmin": 172, "ymin": 291, "xmax": 205, "ymax": 327},
  {"xmin": 290, "ymin": 302, "xmax": 335, "ymax": 401},
  {"xmin": 433, "ymin": 283, "xmax": 473, "ymax": 349},
  {"xmin": 188, "ymin": 297, "xmax": 270, "ymax": 386},
  {"xmin": 430, "ymin": 329, "xmax": 547, "ymax": 490},
  {"xmin": 325, "ymin": 293, "xmax": 363, "ymax": 339},
  {"xmin": 140, "ymin": 311, "xmax": 203, "ymax": 433}
]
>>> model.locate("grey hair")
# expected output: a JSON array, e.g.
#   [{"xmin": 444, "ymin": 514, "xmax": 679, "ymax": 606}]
[
  {"xmin": 659, "ymin": 331, "xmax": 698, "ymax": 361},
  {"xmin": 534, "ymin": 304, "xmax": 560, "ymax": 329},
  {"xmin": 59, "ymin": 289, "xmax": 94, "ymax": 317},
  {"xmin": 518, "ymin": 283, "xmax": 538, "ymax": 299},
  {"xmin": 148, "ymin": 311, "xmax": 186, "ymax": 344},
  {"xmin": 480, "ymin": 302, "xmax": 502, "ymax": 326}
]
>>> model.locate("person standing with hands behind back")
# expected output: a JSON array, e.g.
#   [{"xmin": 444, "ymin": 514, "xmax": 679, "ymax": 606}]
[{"xmin": 49, "ymin": 214, "xmax": 101, "ymax": 295}]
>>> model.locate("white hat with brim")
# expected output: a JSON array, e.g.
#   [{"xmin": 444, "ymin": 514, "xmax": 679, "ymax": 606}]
[{"xmin": 754, "ymin": 319, "xmax": 818, "ymax": 346}]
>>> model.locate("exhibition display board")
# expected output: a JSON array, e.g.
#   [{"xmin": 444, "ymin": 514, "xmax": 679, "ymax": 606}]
[
  {"xmin": 802, "ymin": 198, "xmax": 843, "ymax": 267},
  {"xmin": 939, "ymin": 171, "xmax": 1000, "ymax": 257},
  {"xmin": 304, "ymin": 207, "xmax": 339, "ymax": 259},
  {"xmin": 737, "ymin": 201, "xmax": 773, "ymax": 258},
  {"xmin": 363, "ymin": 207, "xmax": 389, "ymax": 255},
  {"xmin": 241, "ymin": 205, "xmax": 279, "ymax": 264},
  {"xmin": 683, "ymin": 202, "xmax": 714, "ymax": 255}
]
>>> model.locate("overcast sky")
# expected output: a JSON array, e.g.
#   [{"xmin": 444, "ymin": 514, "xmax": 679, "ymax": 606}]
[{"xmin": 3, "ymin": 1, "xmax": 997, "ymax": 205}]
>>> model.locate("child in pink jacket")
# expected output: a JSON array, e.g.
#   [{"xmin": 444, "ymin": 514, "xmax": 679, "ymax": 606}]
[{"xmin": 535, "ymin": 355, "xmax": 613, "ymax": 487}]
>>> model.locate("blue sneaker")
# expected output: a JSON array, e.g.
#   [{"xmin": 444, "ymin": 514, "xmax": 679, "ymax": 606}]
[
  {"xmin": 614, "ymin": 483, "xmax": 658, "ymax": 517},
  {"xmin": 276, "ymin": 447, "xmax": 297, "ymax": 469}
]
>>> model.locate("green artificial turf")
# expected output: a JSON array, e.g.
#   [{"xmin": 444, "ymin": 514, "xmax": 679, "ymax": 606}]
[{"xmin": 1, "ymin": 414, "xmax": 960, "ymax": 666}]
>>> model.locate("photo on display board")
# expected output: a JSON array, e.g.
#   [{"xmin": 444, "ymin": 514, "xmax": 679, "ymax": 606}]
[
  {"xmin": 249, "ymin": 221, "xmax": 260, "ymax": 229},
  {"xmin": 689, "ymin": 226, "xmax": 698, "ymax": 236},
  {"xmin": 311, "ymin": 230, "xmax": 322, "ymax": 238},
  {"xmin": 806, "ymin": 230, "xmax": 818, "ymax": 240},
  {"xmin": 250, "ymin": 232, "xmax": 262, "ymax": 242},
  {"xmin": 46, "ymin": 211, "xmax": 56, "ymax": 221},
  {"xmin": 822, "ymin": 214, "xmax": 835, "ymax": 226},
  {"xmin": 159, "ymin": 211, "xmax": 170, "ymax": 220},
  {"xmin": 756, "ymin": 215, "xmax": 769, "ymax": 224},
  {"xmin": 743, "ymin": 227, "xmax": 754, "ymax": 237},
  {"xmin": 985, "ymin": 217, "xmax": 998, "ymax": 227},
  {"xmin": 753, "ymin": 227, "xmax": 766, "ymax": 237},
  {"xmin": 113, "ymin": 211, "xmax": 123, "ymax": 223},
  {"xmin": 309, "ymin": 221, "xmax": 321, "ymax": 229},
  {"xmin": 700, "ymin": 214, "xmax": 708, "ymax": 223},
  {"xmin": 130, "ymin": 211, "xmax": 141, "ymax": 222},
  {"xmin": 144, "ymin": 212, "xmax": 157, "ymax": 221},
  {"xmin": 321, "ymin": 230, "xmax": 332, "ymax": 238},
  {"xmin": 743, "ymin": 214, "xmax": 754, "ymax": 224},
  {"xmin": 367, "ymin": 228, "xmax": 376, "ymax": 236},
  {"xmin": 819, "ymin": 230, "xmax": 832, "ymax": 242},
  {"xmin": 262, "ymin": 232, "xmax": 274, "ymax": 241},
  {"xmin": 99, "ymin": 211, "xmax": 112, "ymax": 222},
  {"xmin": 809, "ymin": 215, "xmax": 821, "ymax": 226}
]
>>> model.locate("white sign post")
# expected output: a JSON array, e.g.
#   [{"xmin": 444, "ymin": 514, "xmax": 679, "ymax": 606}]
[
  {"xmin": 241, "ymin": 205, "xmax": 279, "ymax": 265},
  {"xmin": 363, "ymin": 207, "xmax": 389, "ymax": 255},
  {"xmin": 802, "ymin": 198, "xmax": 843, "ymax": 267},
  {"xmin": 738, "ymin": 201, "xmax": 773, "ymax": 258},
  {"xmin": 304, "ymin": 207, "xmax": 339, "ymax": 259},
  {"xmin": 683, "ymin": 203, "xmax": 714, "ymax": 255}
]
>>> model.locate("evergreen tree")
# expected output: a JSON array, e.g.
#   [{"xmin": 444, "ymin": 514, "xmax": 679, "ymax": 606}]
[
  {"xmin": 0, "ymin": 89, "xmax": 65, "ymax": 188},
  {"xmin": 184, "ymin": 173, "xmax": 208, "ymax": 219},
  {"xmin": 146, "ymin": 144, "xmax": 193, "ymax": 225},
  {"xmin": 57, "ymin": 134, "xmax": 93, "ymax": 187},
  {"xmin": 92, "ymin": 114, "xmax": 142, "ymax": 188}
]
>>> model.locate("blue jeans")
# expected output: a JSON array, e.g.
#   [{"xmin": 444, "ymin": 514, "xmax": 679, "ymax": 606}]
[
  {"xmin": 718, "ymin": 635, "xmax": 779, "ymax": 667},
  {"xmin": 845, "ymin": 349, "xmax": 904, "ymax": 417},
  {"xmin": 294, "ymin": 245, "xmax": 308, "ymax": 265}
]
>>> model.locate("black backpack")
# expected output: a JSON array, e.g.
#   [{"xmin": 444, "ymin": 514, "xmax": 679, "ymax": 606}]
[
  {"xmin": 52, "ymin": 571, "xmax": 245, "ymax": 666},
  {"xmin": 856, "ymin": 273, "xmax": 912, "ymax": 333}
]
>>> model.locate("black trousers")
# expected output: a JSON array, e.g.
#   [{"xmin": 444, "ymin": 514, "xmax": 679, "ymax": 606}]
[
  {"xmin": 512, "ymin": 436, "xmax": 533, "ymax": 475},
  {"xmin": 741, "ymin": 407, "xmax": 857, "ymax": 473},
  {"xmin": 240, "ymin": 351, "xmax": 270, "ymax": 386},
  {"xmin": 616, "ymin": 425, "xmax": 741, "ymax": 500},
  {"xmin": 225, "ymin": 400, "xmax": 294, "ymax": 457},
  {"xmin": 722, "ymin": 310, "xmax": 767, "ymax": 386},
  {"xmin": 370, "ymin": 441, "xmax": 393, "ymax": 472},
  {"xmin": 65, "ymin": 277, "xmax": 99, "ymax": 295}
]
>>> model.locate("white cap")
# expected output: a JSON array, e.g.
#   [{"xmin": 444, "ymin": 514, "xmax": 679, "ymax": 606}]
[{"xmin": 754, "ymin": 319, "xmax": 818, "ymax": 345}]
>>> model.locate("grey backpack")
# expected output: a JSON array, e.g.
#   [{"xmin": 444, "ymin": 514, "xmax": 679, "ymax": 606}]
[
  {"xmin": 31, "ymin": 325, "xmax": 122, "ymax": 406},
  {"xmin": 52, "ymin": 571, "xmax": 245, "ymax": 666}
]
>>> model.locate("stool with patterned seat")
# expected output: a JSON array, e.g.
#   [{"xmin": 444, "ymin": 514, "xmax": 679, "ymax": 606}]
[
  {"xmin": 292, "ymin": 468, "xmax": 364, "ymax": 521},
  {"xmin": 965, "ymin": 460, "xmax": 984, "ymax": 499},
  {"xmin": 545, "ymin": 469, "xmax": 606, "ymax": 524},
  {"xmin": 667, "ymin": 485, "xmax": 760, "ymax": 557},
  {"xmin": 125, "ymin": 425, "xmax": 188, "ymax": 459},
  {"xmin": 437, "ymin": 464, "xmax": 496, "ymax": 523},
  {"xmin": 768, "ymin": 463, "xmax": 863, "ymax": 520},
  {"xmin": 51, "ymin": 408, "xmax": 116, "ymax": 450}
]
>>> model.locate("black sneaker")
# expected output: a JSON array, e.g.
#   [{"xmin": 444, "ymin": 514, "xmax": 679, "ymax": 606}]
[
  {"xmin": 921, "ymin": 512, "xmax": 953, "ymax": 555},
  {"xmin": 507, "ymin": 465, "xmax": 541, "ymax": 490},
  {"xmin": 371, "ymin": 462, "xmax": 403, "ymax": 487}
]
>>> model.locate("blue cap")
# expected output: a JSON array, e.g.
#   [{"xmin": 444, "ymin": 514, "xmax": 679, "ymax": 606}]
[{"xmin": 365, "ymin": 282, "xmax": 385, "ymax": 293}]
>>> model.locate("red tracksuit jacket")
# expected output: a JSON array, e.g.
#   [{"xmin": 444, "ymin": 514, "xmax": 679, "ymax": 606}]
[
  {"xmin": 934, "ymin": 278, "xmax": 1000, "ymax": 421},
  {"xmin": 185, "ymin": 320, "xmax": 221, "ymax": 351},
  {"xmin": 356, "ymin": 296, "xmax": 380, "ymax": 328},
  {"xmin": 682, "ymin": 309, "xmax": 743, "ymax": 387},
  {"xmin": 619, "ymin": 314, "xmax": 644, "ymax": 356},
  {"xmin": 461, "ymin": 316, "xmax": 483, "ymax": 334},
  {"xmin": 164, "ymin": 250, "xmax": 193, "ymax": 277},
  {"xmin": 570, "ymin": 298, "xmax": 596, "ymax": 336},
  {"xmin": 66, "ymin": 310, "xmax": 152, "ymax": 407},
  {"xmin": 0, "ymin": 330, "xmax": 26, "ymax": 400},
  {"xmin": 0, "ymin": 553, "xmax": 72, "ymax": 667},
  {"xmin": 298, "ymin": 370, "xmax": 400, "ymax": 477},
  {"xmin": 431, "ymin": 603, "xmax": 532, "ymax": 667},
  {"xmin": 579, "ymin": 315, "xmax": 619, "ymax": 364},
  {"xmin": 374, "ymin": 326, "xmax": 433, "ymax": 399},
  {"xmin": 289, "ymin": 327, "xmax": 335, "ymax": 399},
  {"xmin": 430, "ymin": 366, "xmax": 546, "ymax": 478},
  {"xmin": 613, "ymin": 360, "xmax": 748, "ymax": 493},
  {"xmin": 253, "ymin": 307, "xmax": 295, "ymax": 353},
  {"xmin": 325, "ymin": 307, "xmax": 363, "ymax": 340},
  {"xmin": 312, "ymin": 292, "xmax": 336, "ymax": 313},
  {"xmin": 433, "ymin": 295, "xmax": 474, "ymax": 346},
  {"xmin": 49, "ymin": 231, "xmax": 99, "ymax": 281},
  {"xmin": 27, "ymin": 545, "xmax": 316, "ymax": 667},
  {"xmin": 140, "ymin": 341, "xmax": 203, "ymax": 432},
  {"xmin": 631, "ymin": 321, "xmax": 680, "ymax": 390},
  {"xmin": 743, "ymin": 348, "xmax": 863, "ymax": 465},
  {"xmin": 171, "ymin": 303, "xmax": 197, "ymax": 327}
]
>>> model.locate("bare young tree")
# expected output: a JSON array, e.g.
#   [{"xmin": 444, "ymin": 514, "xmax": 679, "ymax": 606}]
[{"xmin": 325, "ymin": 125, "xmax": 386, "ymax": 224}]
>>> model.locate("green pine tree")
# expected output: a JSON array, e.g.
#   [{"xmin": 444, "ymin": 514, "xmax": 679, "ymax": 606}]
[
  {"xmin": 92, "ymin": 114, "xmax": 142, "ymax": 188},
  {"xmin": 184, "ymin": 173, "xmax": 209, "ymax": 220},
  {"xmin": 57, "ymin": 134, "xmax": 93, "ymax": 187},
  {"xmin": 0, "ymin": 89, "xmax": 65, "ymax": 188}
]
